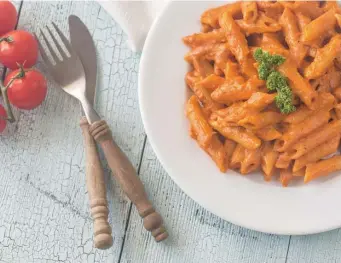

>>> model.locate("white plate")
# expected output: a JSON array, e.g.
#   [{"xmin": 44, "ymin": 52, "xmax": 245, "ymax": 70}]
[{"xmin": 139, "ymin": 1, "xmax": 341, "ymax": 235}]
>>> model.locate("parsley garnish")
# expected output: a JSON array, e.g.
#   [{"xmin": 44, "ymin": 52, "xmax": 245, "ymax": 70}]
[{"xmin": 253, "ymin": 48, "xmax": 295, "ymax": 114}]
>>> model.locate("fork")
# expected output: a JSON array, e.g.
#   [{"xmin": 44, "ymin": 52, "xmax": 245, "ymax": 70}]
[
  {"xmin": 35, "ymin": 24, "xmax": 113, "ymax": 249},
  {"xmin": 36, "ymin": 23, "xmax": 168, "ymax": 243}
]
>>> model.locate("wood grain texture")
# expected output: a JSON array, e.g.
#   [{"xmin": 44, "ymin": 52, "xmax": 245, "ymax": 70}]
[
  {"xmin": 2, "ymin": 1, "xmax": 341, "ymax": 263},
  {"xmin": 0, "ymin": 1, "xmax": 145, "ymax": 262},
  {"xmin": 79, "ymin": 118, "xmax": 113, "ymax": 250},
  {"xmin": 286, "ymin": 231, "xmax": 341, "ymax": 263},
  {"xmin": 119, "ymin": 140, "xmax": 290, "ymax": 263}
]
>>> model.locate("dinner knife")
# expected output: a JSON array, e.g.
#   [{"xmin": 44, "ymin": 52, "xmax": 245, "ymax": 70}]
[
  {"xmin": 69, "ymin": 15, "xmax": 113, "ymax": 249},
  {"xmin": 69, "ymin": 16, "xmax": 168, "ymax": 242}
]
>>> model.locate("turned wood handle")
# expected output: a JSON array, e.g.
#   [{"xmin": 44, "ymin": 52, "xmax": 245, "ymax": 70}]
[
  {"xmin": 89, "ymin": 120, "xmax": 168, "ymax": 242},
  {"xmin": 80, "ymin": 117, "xmax": 113, "ymax": 249}
]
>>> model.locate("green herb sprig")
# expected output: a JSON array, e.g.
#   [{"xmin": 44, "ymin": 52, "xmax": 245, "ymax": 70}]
[{"xmin": 253, "ymin": 48, "xmax": 295, "ymax": 114}]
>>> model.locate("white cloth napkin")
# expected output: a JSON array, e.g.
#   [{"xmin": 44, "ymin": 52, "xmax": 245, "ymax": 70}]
[{"xmin": 98, "ymin": 1, "xmax": 168, "ymax": 52}]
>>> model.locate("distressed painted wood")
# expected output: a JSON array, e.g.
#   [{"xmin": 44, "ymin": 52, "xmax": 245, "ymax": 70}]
[
  {"xmin": 3, "ymin": 1, "xmax": 341, "ymax": 263},
  {"xmin": 0, "ymin": 1, "xmax": 145, "ymax": 262},
  {"xmin": 286, "ymin": 231, "xmax": 341, "ymax": 263},
  {"xmin": 120, "ymin": 140, "xmax": 290, "ymax": 263}
]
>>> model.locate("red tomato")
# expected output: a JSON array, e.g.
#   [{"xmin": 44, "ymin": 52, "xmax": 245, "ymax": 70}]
[
  {"xmin": 0, "ymin": 104, "xmax": 7, "ymax": 133},
  {"xmin": 5, "ymin": 68, "xmax": 47, "ymax": 110},
  {"xmin": 0, "ymin": 30, "xmax": 38, "ymax": 70},
  {"xmin": 0, "ymin": 1, "xmax": 17, "ymax": 36}
]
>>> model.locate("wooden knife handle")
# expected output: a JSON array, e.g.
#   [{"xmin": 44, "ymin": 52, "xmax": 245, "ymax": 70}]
[
  {"xmin": 89, "ymin": 120, "xmax": 168, "ymax": 242},
  {"xmin": 80, "ymin": 117, "xmax": 113, "ymax": 249}
]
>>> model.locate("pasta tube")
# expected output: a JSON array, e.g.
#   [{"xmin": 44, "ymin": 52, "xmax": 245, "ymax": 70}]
[
  {"xmin": 301, "ymin": 9, "xmax": 336, "ymax": 43},
  {"xmin": 186, "ymin": 95, "xmax": 213, "ymax": 148},
  {"xmin": 209, "ymin": 120, "xmax": 261, "ymax": 150},
  {"xmin": 261, "ymin": 141, "xmax": 279, "ymax": 181},
  {"xmin": 219, "ymin": 12, "xmax": 249, "ymax": 63},
  {"xmin": 288, "ymin": 120, "xmax": 341, "ymax": 159},
  {"xmin": 274, "ymin": 110, "xmax": 330, "ymax": 152},
  {"xmin": 293, "ymin": 135, "xmax": 340, "ymax": 172},
  {"xmin": 305, "ymin": 156, "xmax": 341, "ymax": 183},
  {"xmin": 241, "ymin": 147, "xmax": 261, "ymax": 174}
]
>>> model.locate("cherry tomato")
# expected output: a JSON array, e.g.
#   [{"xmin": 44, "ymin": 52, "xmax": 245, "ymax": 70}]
[
  {"xmin": 0, "ymin": 104, "xmax": 7, "ymax": 133},
  {"xmin": 5, "ymin": 68, "xmax": 47, "ymax": 110},
  {"xmin": 0, "ymin": 30, "xmax": 38, "ymax": 70},
  {"xmin": 0, "ymin": 1, "xmax": 17, "ymax": 36}
]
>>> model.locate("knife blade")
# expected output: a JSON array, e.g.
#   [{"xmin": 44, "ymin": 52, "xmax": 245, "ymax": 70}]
[
  {"xmin": 69, "ymin": 15, "xmax": 97, "ymax": 105},
  {"xmin": 69, "ymin": 15, "xmax": 113, "ymax": 250}
]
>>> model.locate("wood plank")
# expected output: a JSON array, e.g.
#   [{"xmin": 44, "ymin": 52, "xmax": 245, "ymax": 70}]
[
  {"xmin": 286, "ymin": 231, "xmax": 341, "ymax": 263},
  {"xmin": 0, "ymin": 1, "xmax": 145, "ymax": 262},
  {"xmin": 119, "ymin": 140, "xmax": 290, "ymax": 263}
]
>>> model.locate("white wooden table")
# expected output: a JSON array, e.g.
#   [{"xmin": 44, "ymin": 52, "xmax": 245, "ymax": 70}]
[{"xmin": 1, "ymin": 1, "xmax": 341, "ymax": 262}]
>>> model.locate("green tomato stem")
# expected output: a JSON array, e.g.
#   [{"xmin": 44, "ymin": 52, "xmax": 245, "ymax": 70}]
[
  {"xmin": 0, "ymin": 36, "xmax": 13, "ymax": 43},
  {"xmin": 0, "ymin": 83, "xmax": 15, "ymax": 123}
]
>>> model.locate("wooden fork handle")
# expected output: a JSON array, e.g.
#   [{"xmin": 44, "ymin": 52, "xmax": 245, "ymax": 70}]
[
  {"xmin": 89, "ymin": 120, "xmax": 168, "ymax": 242},
  {"xmin": 80, "ymin": 117, "xmax": 113, "ymax": 249}
]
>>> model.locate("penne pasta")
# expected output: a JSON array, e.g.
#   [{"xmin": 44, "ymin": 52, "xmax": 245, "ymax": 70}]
[
  {"xmin": 209, "ymin": 102, "xmax": 249, "ymax": 126},
  {"xmin": 199, "ymin": 74, "xmax": 225, "ymax": 91},
  {"xmin": 261, "ymin": 141, "xmax": 279, "ymax": 181},
  {"xmin": 224, "ymin": 60, "xmax": 243, "ymax": 81},
  {"xmin": 275, "ymin": 152, "xmax": 292, "ymax": 169},
  {"xmin": 219, "ymin": 12, "xmax": 249, "ymax": 63},
  {"xmin": 293, "ymin": 135, "xmax": 340, "ymax": 172},
  {"xmin": 238, "ymin": 111, "xmax": 283, "ymax": 130},
  {"xmin": 230, "ymin": 144, "xmax": 246, "ymax": 170},
  {"xmin": 186, "ymin": 95, "xmax": 213, "ymax": 148},
  {"xmin": 240, "ymin": 56, "xmax": 257, "ymax": 78},
  {"xmin": 245, "ymin": 92, "xmax": 276, "ymax": 110},
  {"xmin": 209, "ymin": 119, "xmax": 261, "ymax": 150},
  {"xmin": 296, "ymin": 12, "xmax": 311, "ymax": 32},
  {"xmin": 293, "ymin": 1, "xmax": 324, "ymax": 20},
  {"xmin": 288, "ymin": 120, "xmax": 341, "ymax": 159},
  {"xmin": 185, "ymin": 71, "xmax": 202, "ymax": 89},
  {"xmin": 279, "ymin": 167, "xmax": 293, "ymax": 187},
  {"xmin": 283, "ymin": 92, "xmax": 335, "ymax": 124},
  {"xmin": 241, "ymin": 1, "xmax": 258, "ymax": 23},
  {"xmin": 184, "ymin": 1, "xmax": 341, "ymax": 186},
  {"xmin": 191, "ymin": 84, "xmax": 223, "ymax": 114},
  {"xmin": 224, "ymin": 138, "xmax": 237, "ymax": 169},
  {"xmin": 282, "ymin": 105, "xmax": 312, "ymax": 125},
  {"xmin": 192, "ymin": 56, "xmax": 214, "ymax": 77},
  {"xmin": 241, "ymin": 147, "xmax": 261, "ymax": 174},
  {"xmin": 257, "ymin": 1, "xmax": 283, "ymax": 20},
  {"xmin": 304, "ymin": 35, "xmax": 341, "ymax": 79},
  {"xmin": 201, "ymin": 2, "xmax": 242, "ymax": 28},
  {"xmin": 280, "ymin": 8, "xmax": 307, "ymax": 66},
  {"xmin": 236, "ymin": 13, "xmax": 282, "ymax": 35},
  {"xmin": 205, "ymin": 134, "xmax": 227, "ymax": 172},
  {"xmin": 279, "ymin": 59, "xmax": 317, "ymax": 109},
  {"xmin": 261, "ymin": 33, "xmax": 289, "ymax": 57},
  {"xmin": 211, "ymin": 75, "xmax": 263, "ymax": 103},
  {"xmin": 293, "ymin": 168, "xmax": 305, "ymax": 177},
  {"xmin": 305, "ymin": 156, "xmax": 341, "ymax": 183},
  {"xmin": 183, "ymin": 30, "xmax": 226, "ymax": 48},
  {"xmin": 301, "ymin": 9, "xmax": 336, "ymax": 43},
  {"xmin": 274, "ymin": 109, "xmax": 330, "ymax": 152},
  {"xmin": 255, "ymin": 126, "xmax": 282, "ymax": 141}
]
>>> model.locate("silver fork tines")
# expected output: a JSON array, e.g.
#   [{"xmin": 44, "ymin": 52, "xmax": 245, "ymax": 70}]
[{"xmin": 36, "ymin": 23, "xmax": 100, "ymax": 123}]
